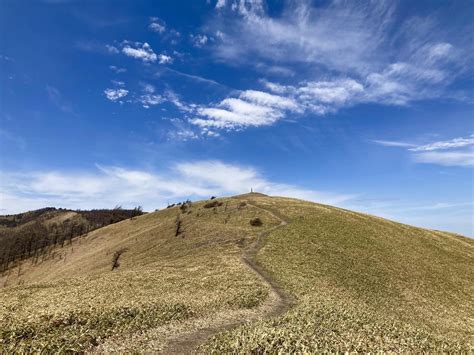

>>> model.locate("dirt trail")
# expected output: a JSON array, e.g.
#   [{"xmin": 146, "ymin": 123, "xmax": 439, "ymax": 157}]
[{"xmin": 160, "ymin": 203, "xmax": 292, "ymax": 354}]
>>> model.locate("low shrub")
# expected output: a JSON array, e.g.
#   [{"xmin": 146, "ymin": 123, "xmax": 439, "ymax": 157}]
[
  {"xmin": 204, "ymin": 201, "xmax": 223, "ymax": 209},
  {"xmin": 249, "ymin": 218, "xmax": 263, "ymax": 227}
]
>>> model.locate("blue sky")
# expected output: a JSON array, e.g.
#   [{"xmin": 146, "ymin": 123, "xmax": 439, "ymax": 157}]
[{"xmin": 1, "ymin": 0, "xmax": 473, "ymax": 235}]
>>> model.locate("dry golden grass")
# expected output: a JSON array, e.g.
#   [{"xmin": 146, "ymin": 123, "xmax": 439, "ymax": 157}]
[
  {"xmin": 1, "ymin": 194, "xmax": 472, "ymax": 352},
  {"xmin": 201, "ymin": 196, "xmax": 474, "ymax": 352},
  {"xmin": 0, "ymin": 198, "xmax": 279, "ymax": 352}
]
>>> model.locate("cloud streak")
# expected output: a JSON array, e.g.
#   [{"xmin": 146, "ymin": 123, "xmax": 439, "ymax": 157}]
[
  {"xmin": 373, "ymin": 135, "xmax": 474, "ymax": 167},
  {"xmin": 0, "ymin": 161, "xmax": 355, "ymax": 213},
  {"xmin": 181, "ymin": 0, "xmax": 472, "ymax": 134}
]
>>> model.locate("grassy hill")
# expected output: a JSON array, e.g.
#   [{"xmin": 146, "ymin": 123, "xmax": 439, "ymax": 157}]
[
  {"xmin": 0, "ymin": 194, "xmax": 472, "ymax": 352},
  {"xmin": 0, "ymin": 207, "xmax": 143, "ymax": 272}
]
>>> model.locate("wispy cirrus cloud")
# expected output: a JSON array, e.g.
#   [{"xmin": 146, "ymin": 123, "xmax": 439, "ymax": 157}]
[
  {"xmin": 160, "ymin": 68, "xmax": 224, "ymax": 87},
  {"xmin": 373, "ymin": 135, "xmax": 474, "ymax": 167},
  {"xmin": 45, "ymin": 85, "xmax": 76, "ymax": 115},
  {"xmin": 372, "ymin": 140, "xmax": 417, "ymax": 148},
  {"xmin": 213, "ymin": 0, "xmax": 394, "ymax": 74},
  {"xmin": 186, "ymin": 0, "xmax": 471, "ymax": 134},
  {"xmin": 109, "ymin": 65, "xmax": 127, "ymax": 74},
  {"xmin": 408, "ymin": 136, "xmax": 474, "ymax": 152},
  {"xmin": 0, "ymin": 160, "xmax": 355, "ymax": 213},
  {"xmin": 99, "ymin": 0, "xmax": 472, "ymax": 138},
  {"xmin": 412, "ymin": 151, "xmax": 474, "ymax": 167}
]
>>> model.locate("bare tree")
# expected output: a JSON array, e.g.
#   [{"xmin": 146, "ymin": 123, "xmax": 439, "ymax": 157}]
[
  {"xmin": 175, "ymin": 215, "xmax": 183, "ymax": 237},
  {"xmin": 111, "ymin": 248, "xmax": 127, "ymax": 270}
]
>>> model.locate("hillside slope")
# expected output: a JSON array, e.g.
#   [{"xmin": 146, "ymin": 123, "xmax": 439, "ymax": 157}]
[
  {"xmin": 0, "ymin": 207, "xmax": 142, "ymax": 272},
  {"xmin": 0, "ymin": 194, "xmax": 472, "ymax": 352}
]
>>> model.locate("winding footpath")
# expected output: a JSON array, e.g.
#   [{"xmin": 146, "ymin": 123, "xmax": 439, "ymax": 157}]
[{"xmin": 160, "ymin": 203, "xmax": 292, "ymax": 354}]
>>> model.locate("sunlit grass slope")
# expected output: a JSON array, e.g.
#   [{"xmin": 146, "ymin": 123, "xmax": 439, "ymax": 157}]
[
  {"xmin": 1, "ymin": 194, "xmax": 472, "ymax": 352},
  {"xmin": 0, "ymin": 197, "xmax": 280, "ymax": 352},
  {"xmin": 202, "ymin": 196, "xmax": 473, "ymax": 352}
]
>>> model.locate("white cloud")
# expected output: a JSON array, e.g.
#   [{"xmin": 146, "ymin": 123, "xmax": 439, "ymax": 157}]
[
  {"xmin": 297, "ymin": 79, "xmax": 364, "ymax": 105},
  {"xmin": 136, "ymin": 83, "xmax": 163, "ymax": 108},
  {"xmin": 372, "ymin": 140, "xmax": 417, "ymax": 148},
  {"xmin": 413, "ymin": 151, "xmax": 474, "ymax": 167},
  {"xmin": 111, "ymin": 80, "xmax": 125, "ymax": 86},
  {"xmin": 191, "ymin": 97, "xmax": 284, "ymax": 130},
  {"xmin": 190, "ymin": 80, "xmax": 367, "ymax": 131},
  {"xmin": 105, "ymin": 44, "xmax": 119, "ymax": 54},
  {"xmin": 141, "ymin": 83, "xmax": 155, "ymax": 93},
  {"xmin": 374, "ymin": 135, "xmax": 474, "ymax": 167},
  {"xmin": 167, "ymin": 119, "xmax": 199, "ymax": 141},
  {"xmin": 109, "ymin": 65, "xmax": 127, "ymax": 73},
  {"xmin": 189, "ymin": 75, "xmax": 405, "ymax": 132},
  {"xmin": 158, "ymin": 54, "xmax": 173, "ymax": 64},
  {"xmin": 206, "ymin": 0, "xmax": 470, "ymax": 109},
  {"xmin": 149, "ymin": 17, "xmax": 166, "ymax": 33},
  {"xmin": 215, "ymin": 0, "xmax": 226, "ymax": 9},
  {"xmin": 164, "ymin": 90, "xmax": 197, "ymax": 113},
  {"xmin": 409, "ymin": 136, "xmax": 474, "ymax": 152},
  {"xmin": 239, "ymin": 90, "xmax": 300, "ymax": 111},
  {"xmin": 191, "ymin": 34, "xmax": 209, "ymax": 47},
  {"xmin": 139, "ymin": 94, "xmax": 164, "ymax": 108},
  {"xmin": 261, "ymin": 80, "xmax": 289, "ymax": 94},
  {"xmin": 0, "ymin": 161, "xmax": 354, "ymax": 213},
  {"xmin": 211, "ymin": 0, "xmax": 394, "ymax": 73},
  {"xmin": 122, "ymin": 42, "xmax": 157, "ymax": 62},
  {"xmin": 428, "ymin": 42, "xmax": 453, "ymax": 62},
  {"xmin": 104, "ymin": 88, "xmax": 128, "ymax": 101}
]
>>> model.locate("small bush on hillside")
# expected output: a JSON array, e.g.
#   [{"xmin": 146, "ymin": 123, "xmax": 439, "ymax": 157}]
[
  {"xmin": 179, "ymin": 200, "xmax": 192, "ymax": 213},
  {"xmin": 249, "ymin": 218, "xmax": 263, "ymax": 227},
  {"xmin": 204, "ymin": 200, "xmax": 223, "ymax": 209},
  {"xmin": 238, "ymin": 202, "xmax": 247, "ymax": 209}
]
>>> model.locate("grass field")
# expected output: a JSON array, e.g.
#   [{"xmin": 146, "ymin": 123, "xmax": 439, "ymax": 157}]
[
  {"xmin": 201, "ymin": 196, "xmax": 474, "ymax": 352},
  {"xmin": 0, "ymin": 198, "xmax": 278, "ymax": 352},
  {"xmin": 1, "ymin": 194, "xmax": 472, "ymax": 352}
]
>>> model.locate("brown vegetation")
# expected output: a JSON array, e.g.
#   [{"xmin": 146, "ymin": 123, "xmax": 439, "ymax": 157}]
[
  {"xmin": 0, "ymin": 207, "xmax": 144, "ymax": 272},
  {"xmin": 249, "ymin": 217, "xmax": 263, "ymax": 226}
]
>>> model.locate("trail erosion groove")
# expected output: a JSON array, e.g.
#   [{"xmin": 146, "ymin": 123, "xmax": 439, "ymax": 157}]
[{"xmin": 160, "ymin": 202, "xmax": 293, "ymax": 354}]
